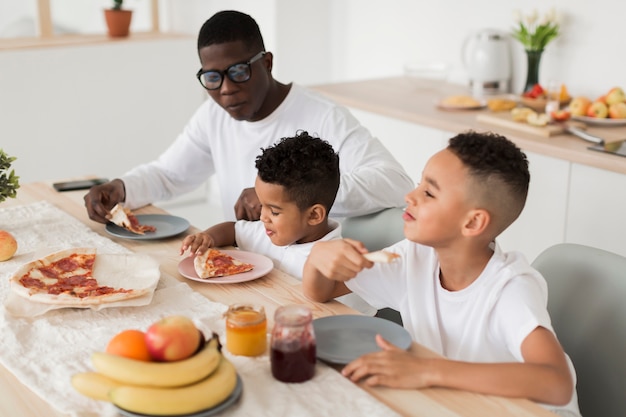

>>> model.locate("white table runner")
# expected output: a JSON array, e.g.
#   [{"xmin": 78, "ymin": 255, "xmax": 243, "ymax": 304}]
[{"xmin": 0, "ymin": 201, "xmax": 400, "ymax": 417}]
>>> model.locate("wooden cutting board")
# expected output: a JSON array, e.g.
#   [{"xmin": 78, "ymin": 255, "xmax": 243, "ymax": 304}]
[
  {"xmin": 477, "ymin": 112, "xmax": 626, "ymax": 142},
  {"xmin": 476, "ymin": 112, "xmax": 565, "ymax": 138}
]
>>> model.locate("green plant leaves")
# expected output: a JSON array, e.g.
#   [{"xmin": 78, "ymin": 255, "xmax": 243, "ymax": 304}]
[{"xmin": 0, "ymin": 149, "xmax": 20, "ymax": 203}]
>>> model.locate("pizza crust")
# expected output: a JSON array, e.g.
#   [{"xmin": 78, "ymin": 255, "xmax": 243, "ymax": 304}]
[
  {"xmin": 10, "ymin": 250, "xmax": 160, "ymax": 306},
  {"xmin": 107, "ymin": 204, "xmax": 156, "ymax": 235},
  {"xmin": 363, "ymin": 250, "xmax": 400, "ymax": 263}
]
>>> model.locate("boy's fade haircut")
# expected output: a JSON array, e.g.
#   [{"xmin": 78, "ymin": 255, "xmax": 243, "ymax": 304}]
[
  {"xmin": 448, "ymin": 131, "xmax": 530, "ymax": 236},
  {"xmin": 255, "ymin": 131, "xmax": 340, "ymax": 212},
  {"xmin": 197, "ymin": 10, "xmax": 265, "ymax": 52}
]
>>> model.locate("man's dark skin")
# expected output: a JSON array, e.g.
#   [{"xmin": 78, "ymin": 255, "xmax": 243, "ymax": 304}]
[{"xmin": 84, "ymin": 40, "xmax": 290, "ymax": 224}]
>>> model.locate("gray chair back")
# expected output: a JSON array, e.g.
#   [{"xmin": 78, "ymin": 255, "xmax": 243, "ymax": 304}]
[
  {"xmin": 341, "ymin": 207, "xmax": 405, "ymax": 251},
  {"xmin": 341, "ymin": 207, "xmax": 406, "ymax": 325},
  {"xmin": 532, "ymin": 243, "xmax": 626, "ymax": 417}
]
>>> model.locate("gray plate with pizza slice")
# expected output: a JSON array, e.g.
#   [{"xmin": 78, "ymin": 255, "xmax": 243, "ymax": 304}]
[{"xmin": 106, "ymin": 214, "xmax": 190, "ymax": 240}]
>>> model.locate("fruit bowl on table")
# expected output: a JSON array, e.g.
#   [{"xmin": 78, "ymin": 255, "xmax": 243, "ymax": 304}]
[{"xmin": 519, "ymin": 96, "xmax": 571, "ymax": 112}]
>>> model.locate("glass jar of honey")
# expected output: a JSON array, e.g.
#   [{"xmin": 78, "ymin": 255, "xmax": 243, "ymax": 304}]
[
  {"xmin": 270, "ymin": 305, "xmax": 316, "ymax": 383},
  {"xmin": 225, "ymin": 304, "xmax": 267, "ymax": 356}
]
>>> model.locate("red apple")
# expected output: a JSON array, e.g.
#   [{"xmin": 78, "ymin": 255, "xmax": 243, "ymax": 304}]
[
  {"xmin": 0, "ymin": 230, "xmax": 18, "ymax": 261},
  {"xmin": 608, "ymin": 102, "xmax": 626, "ymax": 119},
  {"xmin": 145, "ymin": 315, "xmax": 200, "ymax": 362},
  {"xmin": 550, "ymin": 109, "xmax": 571, "ymax": 122},
  {"xmin": 605, "ymin": 87, "xmax": 625, "ymax": 106},
  {"xmin": 587, "ymin": 101, "xmax": 608, "ymax": 118},
  {"xmin": 569, "ymin": 96, "xmax": 592, "ymax": 116}
]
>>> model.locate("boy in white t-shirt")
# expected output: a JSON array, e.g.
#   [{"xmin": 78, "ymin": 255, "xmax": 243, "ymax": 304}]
[
  {"xmin": 180, "ymin": 131, "xmax": 375, "ymax": 314},
  {"xmin": 302, "ymin": 131, "xmax": 581, "ymax": 416}
]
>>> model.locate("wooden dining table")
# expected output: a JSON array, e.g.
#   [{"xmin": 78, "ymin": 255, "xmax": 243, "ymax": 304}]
[{"xmin": 0, "ymin": 181, "xmax": 558, "ymax": 417}]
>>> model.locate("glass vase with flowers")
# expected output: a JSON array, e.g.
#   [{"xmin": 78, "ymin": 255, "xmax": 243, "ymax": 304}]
[{"xmin": 511, "ymin": 8, "xmax": 560, "ymax": 93}]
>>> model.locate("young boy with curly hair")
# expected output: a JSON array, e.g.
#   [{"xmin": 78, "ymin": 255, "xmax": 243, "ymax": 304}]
[
  {"xmin": 302, "ymin": 131, "xmax": 581, "ymax": 417},
  {"xmin": 181, "ymin": 130, "xmax": 375, "ymax": 314}
]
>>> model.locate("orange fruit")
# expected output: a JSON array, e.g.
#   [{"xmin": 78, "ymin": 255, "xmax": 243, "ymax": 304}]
[{"xmin": 105, "ymin": 329, "xmax": 152, "ymax": 361}]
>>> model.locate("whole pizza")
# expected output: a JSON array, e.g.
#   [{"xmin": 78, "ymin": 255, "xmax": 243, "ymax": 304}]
[{"xmin": 10, "ymin": 248, "xmax": 160, "ymax": 305}]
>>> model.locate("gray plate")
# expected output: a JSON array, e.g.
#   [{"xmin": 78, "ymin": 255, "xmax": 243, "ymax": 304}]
[
  {"xmin": 105, "ymin": 214, "xmax": 189, "ymax": 240},
  {"xmin": 313, "ymin": 315, "xmax": 412, "ymax": 365},
  {"xmin": 115, "ymin": 374, "xmax": 243, "ymax": 417}
]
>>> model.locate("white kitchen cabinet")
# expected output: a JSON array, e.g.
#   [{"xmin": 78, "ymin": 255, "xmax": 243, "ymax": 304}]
[
  {"xmin": 498, "ymin": 151, "xmax": 570, "ymax": 262},
  {"xmin": 349, "ymin": 108, "xmax": 449, "ymax": 185},
  {"xmin": 566, "ymin": 163, "xmax": 626, "ymax": 258}
]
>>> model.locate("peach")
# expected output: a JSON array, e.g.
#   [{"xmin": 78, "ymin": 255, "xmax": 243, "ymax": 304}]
[
  {"xmin": 569, "ymin": 96, "xmax": 592, "ymax": 116},
  {"xmin": 145, "ymin": 315, "xmax": 200, "ymax": 362},
  {"xmin": 587, "ymin": 101, "xmax": 608, "ymax": 118},
  {"xmin": 605, "ymin": 87, "xmax": 626, "ymax": 106},
  {"xmin": 608, "ymin": 102, "xmax": 626, "ymax": 119},
  {"xmin": 0, "ymin": 230, "xmax": 18, "ymax": 261}
]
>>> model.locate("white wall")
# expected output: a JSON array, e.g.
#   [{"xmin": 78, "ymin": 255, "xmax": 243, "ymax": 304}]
[
  {"xmin": 1, "ymin": 0, "xmax": 624, "ymax": 230},
  {"xmin": 0, "ymin": 38, "xmax": 201, "ymax": 183}
]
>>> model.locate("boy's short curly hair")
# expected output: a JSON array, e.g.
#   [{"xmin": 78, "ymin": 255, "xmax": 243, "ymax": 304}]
[
  {"xmin": 197, "ymin": 10, "xmax": 265, "ymax": 53},
  {"xmin": 255, "ymin": 131, "xmax": 340, "ymax": 212},
  {"xmin": 448, "ymin": 131, "xmax": 530, "ymax": 235}
]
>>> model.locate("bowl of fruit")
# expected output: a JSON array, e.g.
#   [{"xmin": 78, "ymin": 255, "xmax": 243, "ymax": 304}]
[
  {"xmin": 568, "ymin": 87, "xmax": 626, "ymax": 126},
  {"xmin": 520, "ymin": 83, "xmax": 571, "ymax": 112}
]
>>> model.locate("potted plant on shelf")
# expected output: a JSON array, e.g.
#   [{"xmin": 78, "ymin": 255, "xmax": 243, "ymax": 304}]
[
  {"xmin": 0, "ymin": 149, "xmax": 19, "ymax": 204},
  {"xmin": 104, "ymin": 0, "xmax": 133, "ymax": 38}
]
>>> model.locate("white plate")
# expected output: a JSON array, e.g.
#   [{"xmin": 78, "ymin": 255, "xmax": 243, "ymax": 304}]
[
  {"xmin": 115, "ymin": 374, "xmax": 243, "ymax": 417},
  {"xmin": 178, "ymin": 250, "xmax": 273, "ymax": 284},
  {"xmin": 313, "ymin": 315, "xmax": 412, "ymax": 365},
  {"xmin": 571, "ymin": 115, "xmax": 626, "ymax": 126},
  {"xmin": 105, "ymin": 214, "xmax": 190, "ymax": 240},
  {"xmin": 436, "ymin": 98, "xmax": 487, "ymax": 110}
]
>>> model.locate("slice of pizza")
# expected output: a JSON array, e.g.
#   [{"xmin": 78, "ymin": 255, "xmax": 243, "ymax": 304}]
[
  {"xmin": 9, "ymin": 248, "xmax": 158, "ymax": 306},
  {"xmin": 107, "ymin": 204, "xmax": 156, "ymax": 235},
  {"xmin": 363, "ymin": 250, "xmax": 400, "ymax": 263},
  {"xmin": 193, "ymin": 248, "xmax": 254, "ymax": 279}
]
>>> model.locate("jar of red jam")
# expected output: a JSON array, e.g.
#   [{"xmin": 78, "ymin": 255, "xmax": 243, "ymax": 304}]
[
  {"xmin": 225, "ymin": 304, "xmax": 267, "ymax": 357},
  {"xmin": 270, "ymin": 305, "xmax": 316, "ymax": 383}
]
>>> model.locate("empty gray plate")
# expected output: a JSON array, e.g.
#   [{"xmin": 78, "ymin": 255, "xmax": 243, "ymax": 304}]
[{"xmin": 313, "ymin": 315, "xmax": 412, "ymax": 365}]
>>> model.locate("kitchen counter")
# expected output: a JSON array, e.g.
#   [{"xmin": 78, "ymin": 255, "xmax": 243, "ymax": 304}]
[{"xmin": 311, "ymin": 77, "xmax": 626, "ymax": 176}]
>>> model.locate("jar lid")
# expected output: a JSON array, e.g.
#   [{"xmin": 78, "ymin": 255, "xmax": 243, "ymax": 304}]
[
  {"xmin": 225, "ymin": 304, "xmax": 266, "ymax": 326},
  {"xmin": 274, "ymin": 305, "xmax": 312, "ymax": 326}
]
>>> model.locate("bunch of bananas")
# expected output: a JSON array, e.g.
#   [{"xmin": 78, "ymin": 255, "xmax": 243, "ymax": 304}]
[{"xmin": 72, "ymin": 333, "xmax": 238, "ymax": 415}]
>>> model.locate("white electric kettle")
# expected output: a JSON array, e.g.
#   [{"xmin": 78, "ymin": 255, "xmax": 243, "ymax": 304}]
[{"xmin": 462, "ymin": 29, "xmax": 511, "ymax": 95}]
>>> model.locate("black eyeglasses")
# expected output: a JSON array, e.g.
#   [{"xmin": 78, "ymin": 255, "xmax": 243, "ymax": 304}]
[{"xmin": 196, "ymin": 51, "xmax": 266, "ymax": 91}]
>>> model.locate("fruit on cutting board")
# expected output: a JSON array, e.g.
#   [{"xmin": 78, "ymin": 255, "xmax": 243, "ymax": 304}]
[
  {"xmin": 527, "ymin": 112, "xmax": 550, "ymax": 126},
  {"xmin": 145, "ymin": 315, "xmax": 201, "ymax": 362},
  {"xmin": 550, "ymin": 109, "xmax": 571, "ymax": 122},
  {"xmin": 0, "ymin": 230, "xmax": 18, "ymax": 262}
]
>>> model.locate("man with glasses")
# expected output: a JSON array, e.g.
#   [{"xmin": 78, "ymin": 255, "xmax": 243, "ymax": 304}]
[{"xmin": 84, "ymin": 10, "xmax": 414, "ymax": 224}]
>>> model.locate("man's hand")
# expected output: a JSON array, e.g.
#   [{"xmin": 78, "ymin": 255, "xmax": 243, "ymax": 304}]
[
  {"xmin": 234, "ymin": 187, "xmax": 261, "ymax": 220},
  {"xmin": 83, "ymin": 179, "xmax": 126, "ymax": 224}
]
